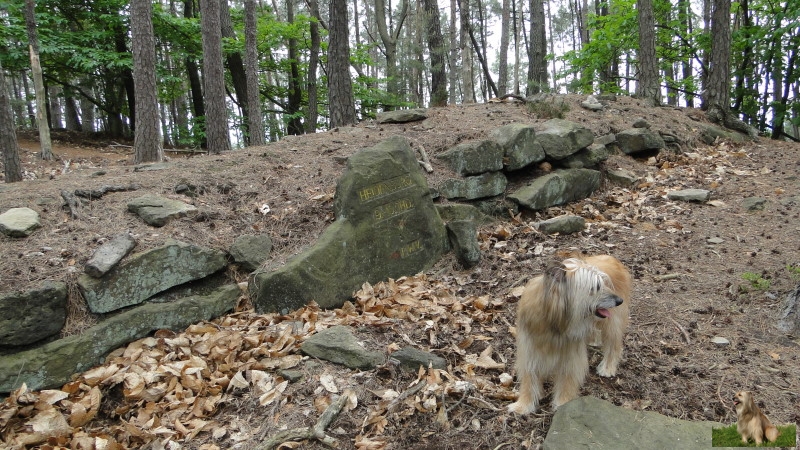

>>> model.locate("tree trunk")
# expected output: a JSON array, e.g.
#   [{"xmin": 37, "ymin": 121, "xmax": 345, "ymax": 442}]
[
  {"xmin": 498, "ymin": 0, "xmax": 509, "ymax": 95},
  {"xmin": 131, "ymin": 0, "xmax": 163, "ymax": 164},
  {"xmin": 0, "ymin": 59, "xmax": 23, "ymax": 182},
  {"xmin": 704, "ymin": 0, "xmax": 730, "ymax": 115},
  {"xmin": 678, "ymin": 0, "xmax": 693, "ymax": 107},
  {"xmin": 459, "ymin": 0, "xmax": 475, "ymax": 102},
  {"xmin": 375, "ymin": 0, "xmax": 408, "ymax": 105},
  {"xmin": 636, "ymin": 0, "xmax": 660, "ymax": 106},
  {"xmin": 244, "ymin": 0, "xmax": 266, "ymax": 144},
  {"xmin": 771, "ymin": 34, "xmax": 797, "ymax": 140},
  {"xmin": 24, "ymin": 0, "xmax": 53, "ymax": 160},
  {"xmin": 328, "ymin": 0, "xmax": 357, "ymax": 126},
  {"xmin": 527, "ymin": 0, "xmax": 547, "ymax": 94},
  {"xmin": 64, "ymin": 93, "xmax": 82, "ymax": 131},
  {"xmin": 286, "ymin": 0, "xmax": 303, "ymax": 135},
  {"xmin": 448, "ymin": 0, "xmax": 458, "ymax": 102},
  {"xmin": 200, "ymin": 0, "xmax": 230, "ymax": 153},
  {"xmin": 220, "ymin": 0, "xmax": 250, "ymax": 138},
  {"xmin": 423, "ymin": 0, "xmax": 447, "ymax": 106},
  {"xmin": 305, "ymin": 0, "xmax": 321, "ymax": 133}
]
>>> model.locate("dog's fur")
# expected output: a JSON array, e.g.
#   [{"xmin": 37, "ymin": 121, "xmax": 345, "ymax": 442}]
[
  {"xmin": 508, "ymin": 255, "xmax": 631, "ymax": 414},
  {"xmin": 733, "ymin": 391, "xmax": 779, "ymax": 445}
]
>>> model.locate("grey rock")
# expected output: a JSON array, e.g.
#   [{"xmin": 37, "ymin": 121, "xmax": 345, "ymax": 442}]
[
  {"xmin": 706, "ymin": 237, "xmax": 724, "ymax": 244},
  {"xmin": 544, "ymin": 396, "xmax": 728, "ymax": 450},
  {"xmin": 127, "ymin": 194, "xmax": 198, "ymax": 227},
  {"xmin": 0, "ymin": 207, "xmax": 41, "ymax": 237},
  {"xmin": 78, "ymin": 239, "xmax": 227, "ymax": 313},
  {"xmin": 436, "ymin": 140, "xmax": 504, "ymax": 175},
  {"xmin": 535, "ymin": 119, "xmax": 594, "ymax": 160},
  {"xmin": 489, "ymin": 123, "xmax": 545, "ymax": 170},
  {"xmin": 616, "ymin": 128, "xmax": 666, "ymax": 155},
  {"xmin": 606, "ymin": 168, "xmax": 638, "ymax": 186},
  {"xmin": 439, "ymin": 172, "xmax": 507, "ymax": 200},
  {"xmin": 84, "ymin": 233, "xmax": 137, "ymax": 278},
  {"xmin": 376, "ymin": 108, "xmax": 428, "ymax": 124},
  {"xmin": 595, "ymin": 133, "xmax": 617, "ymax": 146},
  {"xmin": 473, "ymin": 196, "xmax": 519, "ymax": 218},
  {"xmin": 278, "ymin": 369, "xmax": 304, "ymax": 382},
  {"xmin": 390, "ymin": 347, "xmax": 447, "ymax": 371},
  {"xmin": 0, "ymin": 282, "xmax": 67, "ymax": 347},
  {"xmin": 133, "ymin": 163, "xmax": 171, "ymax": 172},
  {"xmin": 300, "ymin": 325, "xmax": 384, "ymax": 370},
  {"xmin": 560, "ymin": 143, "xmax": 610, "ymax": 169},
  {"xmin": 251, "ymin": 136, "xmax": 448, "ymax": 313},
  {"xmin": 0, "ymin": 284, "xmax": 239, "ymax": 392},
  {"xmin": 777, "ymin": 285, "xmax": 800, "ymax": 333},
  {"xmin": 536, "ymin": 215, "xmax": 586, "ymax": 235},
  {"xmin": 580, "ymin": 95, "xmax": 604, "ymax": 111},
  {"xmin": 509, "ymin": 169, "xmax": 601, "ymax": 211},
  {"xmin": 632, "ymin": 118, "xmax": 651, "ymax": 128},
  {"xmin": 230, "ymin": 234, "xmax": 273, "ymax": 272},
  {"xmin": 667, "ymin": 189, "xmax": 712, "ymax": 202},
  {"xmin": 698, "ymin": 124, "xmax": 746, "ymax": 145},
  {"xmin": 436, "ymin": 204, "xmax": 494, "ymax": 226},
  {"xmin": 446, "ymin": 220, "xmax": 481, "ymax": 269},
  {"xmin": 741, "ymin": 196, "xmax": 767, "ymax": 211},
  {"xmin": 711, "ymin": 336, "xmax": 730, "ymax": 346}
]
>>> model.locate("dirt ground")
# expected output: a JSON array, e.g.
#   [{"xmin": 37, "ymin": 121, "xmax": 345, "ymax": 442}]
[{"xmin": 1, "ymin": 95, "xmax": 799, "ymax": 449}]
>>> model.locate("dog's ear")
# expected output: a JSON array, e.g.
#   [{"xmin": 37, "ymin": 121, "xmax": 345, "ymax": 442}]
[{"xmin": 545, "ymin": 262, "xmax": 566, "ymax": 283}]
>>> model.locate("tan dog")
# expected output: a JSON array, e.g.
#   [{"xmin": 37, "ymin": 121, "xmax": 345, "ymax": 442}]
[
  {"xmin": 733, "ymin": 391, "xmax": 779, "ymax": 445},
  {"xmin": 508, "ymin": 255, "xmax": 631, "ymax": 414}
]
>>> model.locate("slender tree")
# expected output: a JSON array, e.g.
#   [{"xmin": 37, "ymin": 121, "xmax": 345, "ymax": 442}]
[
  {"xmin": 375, "ymin": 0, "xmax": 409, "ymax": 104},
  {"xmin": 285, "ymin": 0, "xmax": 303, "ymax": 134},
  {"xmin": 459, "ymin": 0, "xmax": 475, "ymax": 102},
  {"xmin": 423, "ymin": 0, "xmax": 447, "ymax": 106},
  {"xmin": 23, "ymin": 0, "xmax": 53, "ymax": 160},
  {"xmin": 131, "ymin": 0, "xmax": 163, "ymax": 164},
  {"xmin": 200, "ymin": 0, "xmax": 230, "ymax": 153},
  {"xmin": 305, "ymin": 0, "xmax": 321, "ymax": 133},
  {"xmin": 528, "ymin": 0, "xmax": 547, "ymax": 94},
  {"xmin": 0, "ymin": 58, "xmax": 23, "ymax": 182},
  {"xmin": 244, "ymin": 0, "xmax": 266, "ymax": 145},
  {"xmin": 328, "ymin": 0, "xmax": 356, "ymax": 126},
  {"xmin": 498, "ymin": 0, "xmax": 510, "ymax": 94},
  {"xmin": 636, "ymin": 0, "xmax": 660, "ymax": 105}
]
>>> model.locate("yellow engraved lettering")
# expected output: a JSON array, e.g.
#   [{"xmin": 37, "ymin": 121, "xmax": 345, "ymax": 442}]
[
  {"xmin": 358, "ymin": 175, "xmax": 414, "ymax": 203},
  {"xmin": 399, "ymin": 239, "xmax": 422, "ymax": 258},
  {"xmin": 373, "ymin": 198, "xmax": 415, "ymax": 223}
]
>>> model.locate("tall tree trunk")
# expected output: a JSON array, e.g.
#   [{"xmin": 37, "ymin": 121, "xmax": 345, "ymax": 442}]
[
  {"xmin": 305, "ymin": 0, "xmax": 321, "ymax": 133},
  {"xmin": 0, "ymin": 59, "xmax": 23, "ymax": 182},
  {"xmin": 286, "ymin": 0, "xmax": 303, "ymax": 135},
  {"xmin": 423, "ymin": 0, "xmax": 447, "ymax": 106},
  {"xmin": 24, "ymin": 0, "xmax": 53, "ymax": 160},
  {"xmin": 527, "ymin": 0, "xmax": 547, "ymax": 94},
  {"xmin": 459, "ymin": 0, "xmax": 475, "ymax": 102},
  {"xmin": 498, "ymin": 0, "xmax": 509, "ymax": 95},
  {"xmin": 21, "ymin": 74, "xmax": 35, "ymax": 128},
  {"xmin": 113, "ymin": 26, "xmax": 136, "ymax": 135},
  {"xmin": 771, "ymin": 32, "xmax": 798, "ymax": 140},
  {"xmin": 244, "ymin": 0, "xmax": 265, "ymax": 144},
  {"xmin": 448, "ymin": 0, "xmax": 458, "ymax": 102},
  {"xmin": 731, "ymin": 0, "xmax": 752, "ymax": 116},
  {"xmin": 132, "ymin": 0, "xmax": 163, "ymax": 163},
  {"xmin": 184, "ymin": 0, "xmax": 206, "ymax": 146},
  {"xmin": 636, "ymin": 0, "xmax": 660, "ymax": 106},
  {"xmin": 375, "ymin": 0, "xmax": 409, "ymax": 105},
  {"xmin": 200, "ymin": 0, "xmax": 231, "ymax": 153},
  {"xmin": 220, "ymin": 0, "xmax": 250, "ymax": 139},
  {"xmin": 64, "ymin": 93, "xmax": 82, "ymax": 131},
  {"xmin": 328, "ymin": 0, "xmax": 357, "ymax": 126},
  {"xmin": 678, "ymin": 0, "xmax": 693, "ymax": 107},
  {"xmin": 704, "ymin": 0, "xmax": 730, "ymax": 115}
]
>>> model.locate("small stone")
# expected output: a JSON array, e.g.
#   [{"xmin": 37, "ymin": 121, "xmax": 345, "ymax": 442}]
[
  {"xmin": 711, "ymin": 336, "xmax": 730, "ymax": 346},
  {"xmin": 632, "ymin": 118, "xmax": 651, "ymax": 128},
  {"xmin": 741, "ymin": 196, "xmax": 767, "ymax": 211},
  {"xmin": 0, "ymin": 207, "xmax": 41, "ymax": 237},
  {"xmin": 706, "ymin": 237, "xmax": 724, "ymax": 244},
  {"xmin": 666, "ymin": 189, "xmax": 712, "ymax": 202}
]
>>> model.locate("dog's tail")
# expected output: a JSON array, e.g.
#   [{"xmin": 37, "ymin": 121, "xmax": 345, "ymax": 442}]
[{"xmin": 764, "ymin": 424, "xmax": 779, "ymax": 442}]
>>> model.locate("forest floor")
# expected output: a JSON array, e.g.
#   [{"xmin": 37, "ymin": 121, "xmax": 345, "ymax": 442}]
[{"xmin": 1, "ymin": 95, "xmax": 799, "ymax": 449}]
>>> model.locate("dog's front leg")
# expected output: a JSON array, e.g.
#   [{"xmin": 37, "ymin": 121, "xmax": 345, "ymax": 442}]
[
  {"xmin": 508, "ymin": 368, "xmax": 542, "ymax": 414},
  {"xmin": 552, "ymin": 346, "xmax": 588, "ymax": 409},
  {"xmin": 596, "ymin": 318, "xmax": 624, "ymax": 377}
]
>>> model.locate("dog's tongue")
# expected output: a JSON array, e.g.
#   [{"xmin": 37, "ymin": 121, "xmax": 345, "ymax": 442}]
[{"xmin": 596, "ymin": 308, "xmax": 611, "ymax": 318}]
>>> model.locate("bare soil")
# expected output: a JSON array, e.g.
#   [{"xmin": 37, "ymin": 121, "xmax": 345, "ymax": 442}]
[{"xmin": 1, "ymin": 95, "xmax": 799, "ymax": 449}]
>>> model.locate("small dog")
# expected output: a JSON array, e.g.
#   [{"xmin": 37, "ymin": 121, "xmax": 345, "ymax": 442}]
[
  {"xmin": 733, "ymin": 391, "xmax": 779, "ymax": 445},
  {"xmin": 508, "ymin": 255, "xmax": 631, "ymax": 414}
]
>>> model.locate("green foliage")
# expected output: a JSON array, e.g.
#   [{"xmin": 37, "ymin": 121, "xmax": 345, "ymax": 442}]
[
  {"xmin": 712, "ymin": 423, "xmax": 796, "ymax": 447},
  {"xmin": 526, "ymin": 100, "xmax": 570, "ymax": 119},
  {"xmin": 741, "ymin": 272, "xmax": 771, "ymax": 291},
  {"xmin": 786, "ymin": 264, "xmax": 800, "ymax": 281}
]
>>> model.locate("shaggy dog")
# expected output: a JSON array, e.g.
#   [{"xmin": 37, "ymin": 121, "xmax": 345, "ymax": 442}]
[
  {"xmin": 733, "ymin": 391, "xmax": 779, "ymax": 445},
  {"xmin": 508, "ymin": 255, "xmax": 631, "ymax": 414}
]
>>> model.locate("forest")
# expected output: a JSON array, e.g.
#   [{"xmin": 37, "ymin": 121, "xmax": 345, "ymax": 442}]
[{"xmin": 0, "ymin": 0, "xmax": 799, "ymax": 171}]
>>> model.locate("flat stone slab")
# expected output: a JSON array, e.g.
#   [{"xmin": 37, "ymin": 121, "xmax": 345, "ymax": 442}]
[
  {"xmin": 509, "ymin": 169, "xmax": 601, "ymax": 211},
  {"xmin": 376, "ymin": 108, "xmax": 428, "ymax": 124},
  {"xmin": 616, "ymin": 128, "xmax": 666, "ymax": 155},
  {"xmin": 0, "ymin": 207, "xmax": 41, "ymax": 237},
  {"xmin": 84, "ymin": 233, "xmax": 137, "ymax": 278},
  {"xmin": 535, "ymin": 119, "xmax": 594, "ymax": 160},
  {"xmin": 607, "ymin": 168, "xmax": 638, "ymax": 186},
  {"xmin": 251, "ymin": 136, "xmax": 448, "ymax": 313},
  {"xmin": 667, "ymin": 189, "xmax": 711, "ymax": 202},
  {"xmin": 0, "ymin": 284, "xmax": 239, "ymax": 392},
  {"xmin": 78, "ymin": 239, "xmax": 227, "ymax": 313},
  {"xmin": 0, "ymin": 282, "xmax": 67, "ymax": 346},
  {"xmin": 300, "ymin": 325, "xmax": 385, "ymax": 370},
  {"xmin": 489, "ymin": 123, "xmax": 545, "ymax": 171},
  {"xmin": 436, "ymin": 139, "xmax": 504, "ymax": 175},
  {"xmin": 544, "ymin": 396, "xmax": 732, "ymax": 450},
  {"xmin": 438, "ymin": 171, "xmax": 507, "ymax": 200},
  {"xmin": 536, "ymin": 215, "xmax": 586, "ymax": 234},
  {"xmin": 127, "ymin": 194, "xmax": 198, "ymax": 227},
  {"xmin": 391, "ymin": 347, "xmax": 447, "ymax": 371}
]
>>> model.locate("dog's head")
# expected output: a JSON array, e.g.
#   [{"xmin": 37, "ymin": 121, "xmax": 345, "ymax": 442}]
[
  {"xmin": 733, "ymin": 391, "xmax": 755, "ymax": 412},
  {"xmin": 554, "ymin": 258, "xmax": 623, "ymax": 319}
]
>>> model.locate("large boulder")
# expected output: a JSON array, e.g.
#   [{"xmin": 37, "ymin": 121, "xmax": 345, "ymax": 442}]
[
  {"xmin": 250, "ymin": 136, "xmax": 448, "ymax": 313},
  {"xmin": 489, "ymin": 123, "xmax": 545, "ymax": 171},
  {"xmin": 535, "ymin": 119, "xmax": 594, "ymax": 160},
  {"xmin": 229, "ymin": 234, "xmax": 273, "ymax": 272},
  {"xmin": 77, "ymin": 239, "xmax": 227, "ymax": 313},
  {"xmin": 509, "ymin": 169, "xmax": 601, "ymax": 211},
  {"xmin": 436, "ymin": 140, "xmax": 504, "ymax": 175},
  {"xmin": 376, "ymin": 108, "xmax": 428, "ymax": 124},
  {"xmin": 544, "ymin": 396, "xmax": 729, "ymax": 450},
  {"xmin": 616, "ymin": 128, "xmax": 666, "ymax": 155},
  {"xmin": 0, "ymin": 207, "xmax": 41, "ymax": 237},
  {"xmin": 0, "ymin": 282, "xmax": 67, "ymax": 347},
  {"xmin": 0, "ymin": 284, "xmax": 240, "ymax": 392}
]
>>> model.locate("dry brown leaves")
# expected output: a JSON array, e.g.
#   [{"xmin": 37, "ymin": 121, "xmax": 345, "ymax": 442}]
[{"xmin": 0, "ymin": 273, "xmax": 519, "ymax": 450}]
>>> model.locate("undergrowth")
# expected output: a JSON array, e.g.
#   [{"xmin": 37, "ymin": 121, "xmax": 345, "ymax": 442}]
[{"xmin": 712, "ymin": 423, "xmax": 796, "ymax": 447}]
